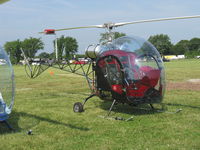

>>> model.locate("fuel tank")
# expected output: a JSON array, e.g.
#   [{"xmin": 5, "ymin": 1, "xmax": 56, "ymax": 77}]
[{"xmin": 85, "ymin": 44, "xmax": 101, "ymax": 59}]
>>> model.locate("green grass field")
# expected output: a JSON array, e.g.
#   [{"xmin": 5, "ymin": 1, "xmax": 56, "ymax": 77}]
[{"xmin": 0, "ymin": 59, "xmax": 200, "ymax": 150}]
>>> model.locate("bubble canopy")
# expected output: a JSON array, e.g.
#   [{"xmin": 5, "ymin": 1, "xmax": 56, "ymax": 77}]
[
  {"xmin": 97, "ymin": 36, "xmax": 166, "ymax": 103},
  {"xmin": 0, "ymin": 47, "xmax": 15, "ymax": 121},
  {"xmin": 100, "ymin": 36, "xmax": 161, "ymax": 57}
]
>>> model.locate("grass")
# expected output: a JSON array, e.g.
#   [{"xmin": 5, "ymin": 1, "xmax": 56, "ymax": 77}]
[{"xmin": 0, "ymin": 59, "xmax": 200, "ymax": 150}]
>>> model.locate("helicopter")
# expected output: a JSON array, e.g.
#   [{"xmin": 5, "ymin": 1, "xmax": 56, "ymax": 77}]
[
  {"xmin": 0, "ymin": 0, "xmax": 15, "ymax": 130},
  {"xmin": 22, "ymin": 15, "xmax": 200, "ymax": 116},
  {"xmin": 0, "ymin": 47, "xmax": 15, "ymax": 129}
]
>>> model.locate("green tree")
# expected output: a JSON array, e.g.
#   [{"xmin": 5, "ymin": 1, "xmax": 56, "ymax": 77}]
[
  {"xmin": 185, "ymin": 38, "xmax": 200, "ymax": 58},
  {"xmin": 64, "ymin": 37, "xmax": 78, "ymax": 59},
  {"xmin": 54, "ymin": 35, "xmax": 78, "ymax": 60},
  {"xmin": 148, "ymin": 34, "xmax": 173, "ymax": 55},
  {"xmin": 171, "ymin": 40, "xmax": 189, "ymax": 55},
  {"xmin": 54, "ymin": 35, "xmax": 66, "ymax": 59},
  {"xmin": 4, "ymin": 39, "xmax": 21, "ymax": 64},
  {"xmin": 75, "ymin": 54, "xmax": 85, "ymax": 59},
  {"xmin": 21, "ymin": 37, "xmax": 44, "ymax": 58},
  {"xmin": 99, "ymin": 32, "xmax": 126, "ymax": 44},
  {"xmin": 49, "ymin": 52, "xmax": 55, "ymax": 59},
  {"xmin": 188, "ymin": 38, "xmax": 200, "ymax": 51},
  {"xmin": 38, "ymin": 52, "xmax": 50, "ymax": 58}
]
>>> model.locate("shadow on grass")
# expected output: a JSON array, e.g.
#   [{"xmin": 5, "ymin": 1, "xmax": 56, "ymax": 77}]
[
  {"xmin": 97, "ymin": 101, "xmax": 200, "ymax": 117},
  {"xmin": 99, "ymin": 101, "xmax": 161, "ymax": 116},
  {"xmin": 0, "ymin": 111, "xmax": 89, "ymax": 134},
  {"xmin": 0, "ymin": 112, "xmax": 20, "ymax": 134},
  {"xmin": 165, "ymin": 103, "xmax": 200, "ymax": 110}
]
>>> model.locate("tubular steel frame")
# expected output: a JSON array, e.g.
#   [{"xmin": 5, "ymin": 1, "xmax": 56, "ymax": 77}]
[{"xmin": 24, "ymin": 59, "xmax": 96, "ymax": 93}]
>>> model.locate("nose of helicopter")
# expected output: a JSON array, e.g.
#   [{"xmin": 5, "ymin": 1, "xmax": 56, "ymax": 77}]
[
  {"xmin": 97, "ymin": 49, "xmax": 164, "ymax": 102},
  {"xmin": 96, "ymin": 36, "xmax": 165, "ymax": 103}
]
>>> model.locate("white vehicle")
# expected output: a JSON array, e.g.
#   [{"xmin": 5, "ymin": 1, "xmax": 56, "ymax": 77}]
[{"xmin": 0, "ymin": 59, "xmax": 6, "ymax": 65}]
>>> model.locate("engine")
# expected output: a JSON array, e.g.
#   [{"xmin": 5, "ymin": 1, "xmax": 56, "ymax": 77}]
[{"xmin": 85, "ymin": 44, "xmax": 101, "ymax": 59}]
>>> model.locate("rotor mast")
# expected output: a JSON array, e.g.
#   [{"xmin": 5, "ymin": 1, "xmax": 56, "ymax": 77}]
[{"xmin": 103, "ymin": 22, "xmax": 115, "ymax": 42}]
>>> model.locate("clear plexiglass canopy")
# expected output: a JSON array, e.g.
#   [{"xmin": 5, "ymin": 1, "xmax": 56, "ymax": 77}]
[
  {"xmin": 100, "ymin": 36, "xmax": 161, "ymax": 57},
  {"xmin": 0, "ymin": 47, "xmax": 15, "ymax": 120},
  {"xmin": 98, "ymin": 36, "xmax": 166, "ymax": 103}
]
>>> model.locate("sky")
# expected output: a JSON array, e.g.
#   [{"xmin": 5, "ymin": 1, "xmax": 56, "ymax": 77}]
[{"xmin": 0, "ymin": 0, "xmax": 200, "ymax": 54}]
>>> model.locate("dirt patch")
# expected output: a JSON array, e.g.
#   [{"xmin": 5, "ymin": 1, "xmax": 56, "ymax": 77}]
[
  {"xmin": 166, "ymin": 82, "xmax": 200, "ymax": 91},
  {"xmin": 187, "ymin": 79, "xmax": 200, "ymax": 83}
]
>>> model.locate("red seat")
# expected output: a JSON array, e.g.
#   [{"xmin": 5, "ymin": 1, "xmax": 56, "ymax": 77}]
[{"xmin": 140, "ymin": 66, "xmax": 161, "ymax": 87}]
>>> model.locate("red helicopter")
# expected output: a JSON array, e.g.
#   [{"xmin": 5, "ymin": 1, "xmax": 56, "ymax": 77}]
[{"xmin": 22, "ymin": 15, "xmax": 200, "ymax": 116}]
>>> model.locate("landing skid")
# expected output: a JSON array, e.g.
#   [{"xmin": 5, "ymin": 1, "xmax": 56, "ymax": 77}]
[
  {"xmin": 149, "ymin": 104, "xmax": 155, "ymax": 110},
  {"xmin": 103, "ymin": 99, "xmax": 134, "ymax": 121},
  {"xmin": 99, "ymin": 115, "xmax": 134, "ymax": 121},
  {"xmin": 106, "ymin": 99, "xmax": 116, "ymax": 117},
  {"xmin": 73, "ymin": 97, "xmax": 134, "ymax": 121}
]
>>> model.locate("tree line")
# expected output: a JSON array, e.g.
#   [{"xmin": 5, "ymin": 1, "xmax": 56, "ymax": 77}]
[
  {"xmin": 148, "ymin": 34, "xmax": 200, "ymax": 58},
  {"xmin": 3, "ymin": 32, "xmax": 200, "ymax": 64},
  {"xmin": 4, "ymin": 37, "xmax": 44, "ymax": 64},
  {"xmin": 100, "ymin": 32, "xmax": 200, "ymax": 58},
  {"xmin": 3, "ymin": 36, "xmax": 78, "ymax": 64}
]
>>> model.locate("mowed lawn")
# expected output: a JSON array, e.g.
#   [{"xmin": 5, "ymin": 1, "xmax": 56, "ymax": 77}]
[{"xmin": 0, "ymin": 59, "xmax": 200, "ymax": 150}]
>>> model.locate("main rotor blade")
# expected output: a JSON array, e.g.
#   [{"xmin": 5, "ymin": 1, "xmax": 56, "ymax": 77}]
[
  {"xmin": 39, "ymin": 15, "xmax": 200, "ymax": 34},
  {"xmin": 39, "ymin": 24, "xmax": 104, "ymax": 34},
  {"xmin": 55, "ymin": 25, "xmax": 104, "ymax": 31},
  {"xmin": 114, "ymin": 15, "xmax": 200, "ymax": 27}
]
